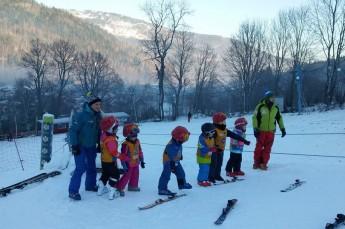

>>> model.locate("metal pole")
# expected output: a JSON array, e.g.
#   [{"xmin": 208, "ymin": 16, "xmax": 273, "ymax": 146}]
[
  {"xmin": 13, "ymin": 138, "xmax": 24, "ymax": 171},
  {"xmin": 295, "ymin": 64, "xmax": 302, "ymax": 114}
]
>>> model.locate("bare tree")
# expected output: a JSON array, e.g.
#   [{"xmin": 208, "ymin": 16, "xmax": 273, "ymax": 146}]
[
  {"xmin": 270, "ymin": 10, "xmax": 290, "ymax": 95},
  {"xmin": 12, "ymin": 79, "xmax": 36, "ymax": 131},
  {"xmin": 224, "ymin": 20, "xmax": 269, "ymax": 112},
  {"xmin": 21, "ymin": 38, "xmax": 49, "ymax": 116},
  {"xmin": 193, "ymin": 44, "xmax": 218, "ymax": 113},
  {"xmin": 312, "ymin": 0, "xmax": 345, "ymax": 106},
  {"xmin": 142, "ymin": 0, "xmax": 190, "ymax": 120},
  {"xmin": 50, "ymin": 39, "xmax": 76, "ymax": 116},
  {"xmin": 287, "ymin": 6, "xmax": 313, "ymax": 110},
  {"xmin": 75, "ymin": 50, "xmax": 117, "ymax": 99},
  {"xmin": 167, "ymin": 29, "xmax": 194, "ymax": 120}
]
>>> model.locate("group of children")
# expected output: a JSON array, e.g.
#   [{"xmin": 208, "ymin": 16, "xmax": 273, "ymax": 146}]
[
  {"xmin": 97, "ymin": 112, "xmax": 251, "ymax": 199},
  {"xmin": 97, "ymin": 116, "xmax": 144, "ymax": 199},
  {"xmin": 196, "ymin": 112, "xmax": 250, "ymax": 187}
]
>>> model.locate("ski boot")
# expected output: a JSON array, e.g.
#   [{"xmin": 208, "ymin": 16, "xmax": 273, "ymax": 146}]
[
  {"xmin": 128, "ymin": 186, "xmax": 141, "ymax": 192},
  {"xmin": 158, "ymin": 189, "xmax": 176, "ymax": 196},
  {"xmin": 97, "ymin": 181, "xmax": 108, "ymax": 196},
  {"xmin": 235, "ymin": 171, "xmax": 245, "ymax": 176},
  {"xmin": 69, "ymin": 192, "xmax": 81, "ymax": 201}
]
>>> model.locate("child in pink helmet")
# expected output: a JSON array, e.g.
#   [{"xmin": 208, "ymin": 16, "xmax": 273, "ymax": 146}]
[
  {"xmin": 225, "ymin": 117, "xmax": 248, "ymax": 177},
  {"xmin": 116, "ymin": 123, "xmax": 145, "ymax": 196}
]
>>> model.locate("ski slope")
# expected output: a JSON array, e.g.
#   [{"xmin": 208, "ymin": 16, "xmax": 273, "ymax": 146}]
[{"xmin": 0, "ymin": 109, "xmax": 344, "ymax": 229}]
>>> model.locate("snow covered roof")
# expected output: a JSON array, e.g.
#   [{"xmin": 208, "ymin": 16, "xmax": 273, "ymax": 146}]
[{"xmin": 36, "ymin": 112, "xmax": 129, "ymax": 124}]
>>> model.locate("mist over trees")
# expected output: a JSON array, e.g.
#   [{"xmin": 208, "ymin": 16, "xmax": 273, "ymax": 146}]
[{"xmin": 1, "ymin": 0, "xmax": 345, "ymax": 136}]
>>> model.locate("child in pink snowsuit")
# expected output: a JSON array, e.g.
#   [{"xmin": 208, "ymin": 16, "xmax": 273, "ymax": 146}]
[{"xmin": 116, "ymin": 123, "xmax": 145, "ymax": 196}]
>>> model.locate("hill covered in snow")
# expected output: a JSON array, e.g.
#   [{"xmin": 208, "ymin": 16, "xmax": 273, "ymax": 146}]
[{"xmin": 0, "ymin": 109, "xmax": 344, "ymax": 229}]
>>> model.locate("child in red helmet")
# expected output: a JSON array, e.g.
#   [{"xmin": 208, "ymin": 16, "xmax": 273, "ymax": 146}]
[
  {"xmin": 225, "ymin": 117, "xmax": 248, "ymax": 177},
  {"xmin": 116, "ymin": 123, "xmax": 145, "ymax": 196},
  {"xmin": 209, "ymin": 112, "xmax": 250, "ymax": 183},
  {"xmin": 98, "ymin": 116, "xmax": 121, "ymax": 200},
  {"xmin": 158, "ymin": 126, "xmax": 192, "ymax": 195}
]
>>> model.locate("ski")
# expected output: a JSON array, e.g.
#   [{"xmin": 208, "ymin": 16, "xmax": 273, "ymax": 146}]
[
  {"xmin": 325, "ymin": 214, "xmax": 345, "ymax": 229},
  {"xmin": 138, "ymin": 193, "xmax": 187, "ymax": 210},
  {"xmin": 280, "ymin": 179, "xmax": 306, "ymax": 192},
  {"xmin": 0, "ymin": 171, "xmax": 61, "ymax": 197},
  {"xmin": 213, "ymin": 177, "xmax": 245, "ymax": 186},
  {"xmin": 214, "ymin": 199, "xmax": 238, "ymax": 225}
]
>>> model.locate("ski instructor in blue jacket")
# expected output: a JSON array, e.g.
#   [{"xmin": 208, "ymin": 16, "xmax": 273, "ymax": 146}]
[{"xmin": 68, "ymin": 95, "xmax": 102, "ymax": 200}]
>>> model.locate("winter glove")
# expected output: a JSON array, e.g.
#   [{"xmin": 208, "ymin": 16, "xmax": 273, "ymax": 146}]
[
  {"xmin": 71, "ymin": 145, "xmax": 80, "ymax": 156},
  {"xmin": 244, "ymin": 140, "xmax": 250, "ymax": 145},
  {"xmin": 170, "ymin": 161, "xmax": 177, "ymax": 173},
  {"xmin": 96, "ymin": 144, "xmax": 101, "ymax": 154},
  {"xmin": 140, "ymin": 161, "xmax": 145, "ymax": 169},
  {"xmin": 121, "ymin": 161, "xmax": 128, "ymax": 173},
  {"xmin": 254, "ymin": 129, "xmax": 260, "ymax": 138},
  {"xmin": 281, "ymin": 128, "xmax": 286, "ymax": 138}
]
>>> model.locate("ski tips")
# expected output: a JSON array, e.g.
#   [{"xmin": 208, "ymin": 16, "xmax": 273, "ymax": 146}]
[{"xmin": 228, "ymin": 199, "xmax": 238, "ymax": 204}]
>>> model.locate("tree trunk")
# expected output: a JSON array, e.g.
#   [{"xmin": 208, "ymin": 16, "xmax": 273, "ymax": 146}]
[{"xmin": 159, "ymin": 60, "xmax": 165, "ymax": 120}]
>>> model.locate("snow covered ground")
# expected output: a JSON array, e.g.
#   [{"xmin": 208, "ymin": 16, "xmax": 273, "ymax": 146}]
[{"xmin": 0, "ymin": 109, "xmax": 345, "ymax": 229}]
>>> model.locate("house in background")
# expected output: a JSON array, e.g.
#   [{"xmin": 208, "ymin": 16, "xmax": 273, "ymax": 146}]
[
  {"xmin": 103, "ymin": 112, "xmax": 130, "ymax": 124},
  {"xmin": 37, "ymin": 112, "xmax": 130, "ymax": 134}
]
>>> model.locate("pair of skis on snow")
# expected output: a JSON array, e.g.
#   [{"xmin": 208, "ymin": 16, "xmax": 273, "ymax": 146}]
[
  {"xmin": 138, "ymin": 192, "xmax": 237, "ymax": 225},
  {"xmin": 138, "ymin": 177, "xmax": 244, "ymax": 210},
  {"xmin": 280, "ymin": 179, "xmax": 306, "ymax": 192},
  {"xmin": 0, "ymin": 171, "xmax": 61, "ymax": 197}
]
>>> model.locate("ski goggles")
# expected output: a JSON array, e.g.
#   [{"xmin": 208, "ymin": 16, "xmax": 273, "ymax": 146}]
[
  {"xmin": 205, "ymin": 130, "xmax": 216, "ymax": 136},
  {"xmin": 131, "ymin": 127, "xmax": 140, "ymax": 134}
]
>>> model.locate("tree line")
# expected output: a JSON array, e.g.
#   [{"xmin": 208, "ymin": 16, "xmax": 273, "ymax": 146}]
[
  {"xmin": 142, "ymin": 0, "xmax": 345, "ymax": 120},
  {"xmin": 1, "ymin": 0, "xmax": 345, "ymax": 136}
]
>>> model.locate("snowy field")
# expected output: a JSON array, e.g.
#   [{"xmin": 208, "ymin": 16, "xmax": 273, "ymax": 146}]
[{"xmin": 0, "ymin": 109, "xmax": 345, "ymax": 229}]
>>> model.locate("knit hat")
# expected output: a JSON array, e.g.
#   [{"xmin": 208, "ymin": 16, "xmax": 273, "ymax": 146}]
[
  {"xmin": 88, "ymin": 96, "xmax": 102, "ymax": 106},
  {"xmin": 264, "ymin": 91, "xmax": 274, "ymax": 99}
]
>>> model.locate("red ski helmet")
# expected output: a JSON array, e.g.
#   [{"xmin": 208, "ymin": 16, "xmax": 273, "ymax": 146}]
[
  {"xmin": 171, "ymin": 126, "xmax": 190, "ymax": 142},
  {"xmin": 234, "ymin": 117, "xmax": 248, "ymax": 128},
  {"xmin": 100, "ymin": 116, "xmax": 119, "ymax": 132},
  {"xmin": 123, "ymin": 123, "xmax": 140, "ymax": 137},
  {"xmin": 212, "ymin": 112, "xmax": 227, "ymax": 124}
]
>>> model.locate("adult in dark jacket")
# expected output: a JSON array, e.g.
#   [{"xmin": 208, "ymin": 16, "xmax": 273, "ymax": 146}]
[
  {"xmin": 252, "ymin": 91, "xmax": 286, "ymax": 170},
  {"xmin": 68, "ymin": 96, "xmax": 102, "ymax": 200},
  {"xmin": 187, "ymin": 112, "xmax": 192, "ymax": 122}
]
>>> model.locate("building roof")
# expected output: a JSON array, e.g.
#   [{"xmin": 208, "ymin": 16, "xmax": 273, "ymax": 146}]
[{"xmin": 37, "ymin": 112, "xmax": 129, "ymax": 124}]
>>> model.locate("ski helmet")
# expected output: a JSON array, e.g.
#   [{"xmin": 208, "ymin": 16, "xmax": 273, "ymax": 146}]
[
  {"xmin": 201, "ymin": 123, "xmax": 216, "ymax": 136},
  {"xmin": 234, "ymin": 117, "xmax": 247, "ymax": 129},
  {"xmin": 212, "ymin": 112, "xmax": 227, "ymax": 124},
  {"xmin": 123, "ymin": 123, "xmax": 140, "ymax": 137},
  {"xmin": 100, "ymin": 116, "xmax": 119, "ymax": 133},
  {"xmin": 171, "ymin": 126, "xmax": 190, "ymax": 142}
]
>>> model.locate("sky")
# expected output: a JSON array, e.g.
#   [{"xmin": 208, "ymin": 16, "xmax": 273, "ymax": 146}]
[{"xmin": 36, "ymin": 0, "xmax": 307, "ymax": 37}]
